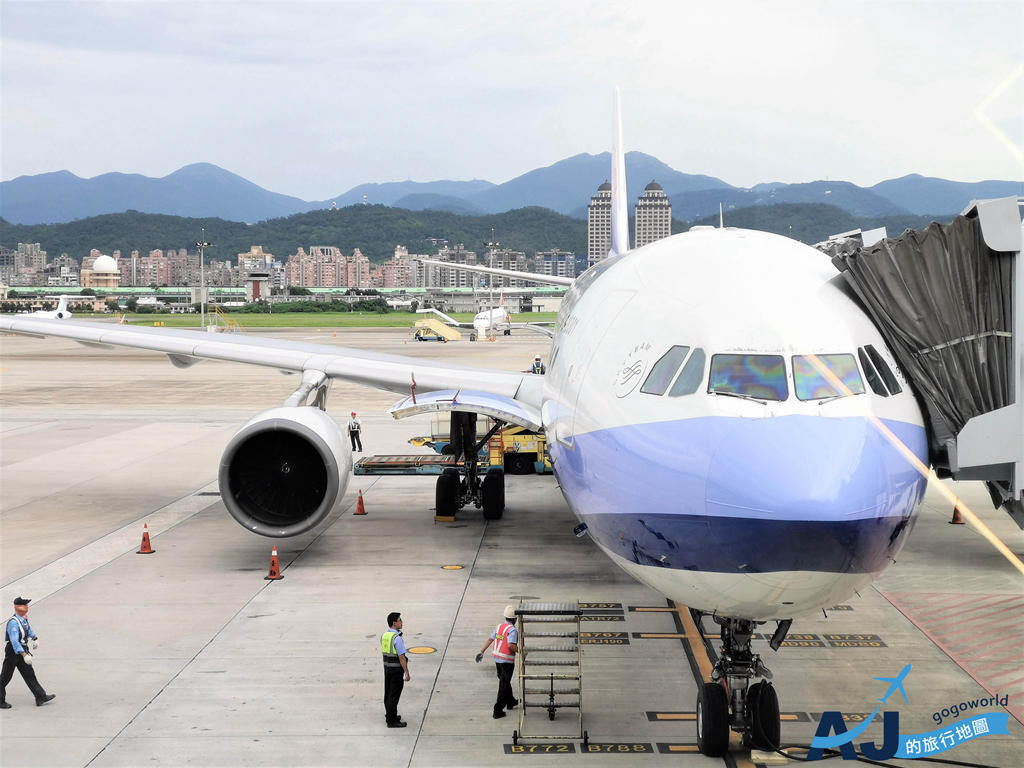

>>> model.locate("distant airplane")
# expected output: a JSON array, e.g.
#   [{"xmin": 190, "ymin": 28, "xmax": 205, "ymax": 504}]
[
  {"xmin": 0, "ymin": 89, "xmax": 932, "ymax": 757},
  {"xmin": 874, "ymin": 663, "xmax": 911, "ymax": 705},
  {"xmin": 29, "ymin": 295, "xmax": 72, "ymax": 320},
  {"xmin": 416, "ymin": 290, "xmax": 554, "ymax": 339}
]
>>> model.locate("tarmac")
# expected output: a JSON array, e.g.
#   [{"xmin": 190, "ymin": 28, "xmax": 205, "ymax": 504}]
[{"xmin": 1, "ymin": 325, "xmax": 1022, "ymax": 767}]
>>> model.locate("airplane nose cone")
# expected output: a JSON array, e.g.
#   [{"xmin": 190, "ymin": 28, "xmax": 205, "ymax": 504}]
[{"xmin": 705, "ymin": 416, "xmax": 922, "ymax": 574}]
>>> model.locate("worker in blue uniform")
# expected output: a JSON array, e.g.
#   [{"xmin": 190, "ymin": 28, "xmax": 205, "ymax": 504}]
[
  {"xmin": 381, "ymin": 612, "xmax": 410, "ymax": 727},
  {"xmin": 1, "ymin": 597, "xmax": 55, "ymax": 709}
]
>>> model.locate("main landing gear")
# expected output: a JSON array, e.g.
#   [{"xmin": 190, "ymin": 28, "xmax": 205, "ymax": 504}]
[
  {"xmin": 696, "ymin": 617, "xmax": 789, "ymax": 757},
  {"xmin": 434, "ymin": 412, "xmax": 506, "ymax": 520}
]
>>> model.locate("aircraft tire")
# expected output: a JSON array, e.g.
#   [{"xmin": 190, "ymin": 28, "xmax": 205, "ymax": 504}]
[
  {"xmin": 745, "ymin": 682, "xmax": 780, "ymax": 751},
  {"xmin": 696, "ymin": 682, "xmax": 729, "ymax": 757},
  {"xmin": 506, "ymin": 453, "xmax": 535, "ymax": 475},
  {"xmin": 481, "ymin": 468, "xmax": 505, "ymax": 520},
  {"xmin": 436, "ymin": 471, "xmax": 460, "ymax": 517}
]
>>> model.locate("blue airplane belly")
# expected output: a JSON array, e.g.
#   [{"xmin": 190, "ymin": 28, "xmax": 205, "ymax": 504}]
[{"xmin": 551, "ymin": 416, "xmax": 928, "ymax": 575}]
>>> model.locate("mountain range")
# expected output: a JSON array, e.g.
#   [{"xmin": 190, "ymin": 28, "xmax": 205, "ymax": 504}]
[{"xmin": 2, "ymin": 153, "xmax": 1019, "ymax": 226}]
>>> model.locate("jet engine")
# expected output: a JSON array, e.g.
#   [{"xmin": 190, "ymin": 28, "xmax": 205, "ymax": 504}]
[{"xmin": 219, "ymin": 406, "xmax": 352, "ymax": 537}]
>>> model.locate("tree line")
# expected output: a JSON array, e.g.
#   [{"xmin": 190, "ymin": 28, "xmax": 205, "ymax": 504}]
[{"xmin": 0, "ymin": 202, "xmax": 950, "ymax": 267}]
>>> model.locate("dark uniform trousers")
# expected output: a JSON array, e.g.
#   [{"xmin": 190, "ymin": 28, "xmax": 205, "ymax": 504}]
[
  {"xmin": 349, "ymin": 429, "xmax": 362, "ymax": 452},
  {"xmin": 1, "ymin": 643, "xmax": 46, "ymax": 704},
  {"xmin": 494, "ymin": 662, "xmax": 516, "ymax": 715},
  {"xmin": 383, "ymin": 668, "xmax": 404, "ymax": 724}
]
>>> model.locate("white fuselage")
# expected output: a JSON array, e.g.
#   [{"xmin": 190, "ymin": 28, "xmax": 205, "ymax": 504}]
[
  {"xmin": 474, "ymin": 307, "xmax": 510, "ymax": 334},
  {"xmin": 540, "ymin": 228, "xmax": 928, "ymax": 620}
]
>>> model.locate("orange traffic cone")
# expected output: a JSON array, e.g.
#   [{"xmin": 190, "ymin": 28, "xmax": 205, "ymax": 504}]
[
  {"xmin": 265, "ymin": 547, "xmax": 284, "ymax": 580},
  {"xmin": 950, "ymin": 500, "xmax": 965, "ymax": 525},
  {"xmin": 137, "ymin": 524, "xmax": 155, "ymax": 554},
  {"xmin": 354, "ymin": 489, "xmax": 367, "ymax": 515}
]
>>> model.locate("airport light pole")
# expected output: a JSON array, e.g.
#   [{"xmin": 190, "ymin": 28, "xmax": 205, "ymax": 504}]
[
  {"xmin": 485, "ymin": 228, "xmax": 499, "ymax": 312},
  {"xmin": 195, "ymin": 230, "xmax": 212, "ymax": 330}
]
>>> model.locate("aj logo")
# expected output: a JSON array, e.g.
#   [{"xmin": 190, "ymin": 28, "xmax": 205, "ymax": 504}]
[{"xmin": 808, "ymin": 664, "xmax": 911, "ymax": 761}]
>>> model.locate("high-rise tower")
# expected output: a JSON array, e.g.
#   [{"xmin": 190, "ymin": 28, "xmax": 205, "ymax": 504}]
[
  {"xmin": 634, "ymin": 181, "xmax": 671, "ymax": 249},
  {"xmin": 587, "ymin": 181, "xmax": 613, "ymax": 268}
]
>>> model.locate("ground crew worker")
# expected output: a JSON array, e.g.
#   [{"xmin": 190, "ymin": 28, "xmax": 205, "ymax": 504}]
[
  {"xmin": 1, "ymin": 597, "xmax": 55, "ymax": 709},
  {"xmin": 530, "ymin": 355, "xmax": 546, "ymax": 375},
  {"xmin": 476, "ymin": 604, "xmax": 519, "ymax": 718},
  {"xmin": 348, "ymin": 411, "xmax": 363, "ymax": 452},
  {"xmin": 381, "ymin": 611, "xmax": 409, "ymax": 728}
]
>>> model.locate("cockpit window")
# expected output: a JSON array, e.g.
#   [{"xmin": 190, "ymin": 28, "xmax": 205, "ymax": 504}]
[
  {"xmin": 858, "ymin": 348, "xmax": 888, "ymax": 396},
  {"xmin": 668, "ymin": 348, "xmax": 706, "ymax": 396},
  {"xmin": 864, "ymin": 345, "xmax": 902, "ymax": 394},
  {"xmin": 708, "ymin": 354, "xmax": 787, "ymax": 401},
  {"xmin": 792, "ymin": 354, "xmax": 865, "ymax": 401},
  {"xmin": 641, "ymin": 345, "xmax": 690, "ymax": 395}
]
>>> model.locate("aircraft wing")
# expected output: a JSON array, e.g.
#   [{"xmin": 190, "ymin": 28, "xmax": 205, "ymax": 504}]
[
  {"xmin": 415, "ymin": 258, "xmax": 574, "ymax": 287},
  {"xmin": 0, "ymin": 316, "xmax": 544, "ymax": 406}
]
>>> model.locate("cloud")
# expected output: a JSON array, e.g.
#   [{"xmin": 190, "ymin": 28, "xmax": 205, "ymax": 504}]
[{"xmin": 2, "ymin": 0, "xmax": 1021, "ymax": 198}]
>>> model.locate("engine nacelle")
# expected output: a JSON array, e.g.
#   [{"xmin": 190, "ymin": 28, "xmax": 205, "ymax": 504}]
[{"xmin": 219, "ymin": 406, "xmax": 352, "ymax": 537}]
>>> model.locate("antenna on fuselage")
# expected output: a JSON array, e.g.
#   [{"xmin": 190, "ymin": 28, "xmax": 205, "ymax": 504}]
[{"xmin": 609, "ymin": 87, "xmax": 630, "ymax": 257}]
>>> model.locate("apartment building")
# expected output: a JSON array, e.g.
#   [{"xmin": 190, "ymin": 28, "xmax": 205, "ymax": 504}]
[{"xmin": 534, "ymin": 249, "xmax": 576, "ymax": 279}]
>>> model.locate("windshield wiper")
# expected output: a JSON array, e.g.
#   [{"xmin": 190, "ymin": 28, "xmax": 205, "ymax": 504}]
[
  {"xmin": 710, "ymin": 389, "xmax": 768, "ymax": 405},
  {"xmin": 816, "ymin": 394, "xmax": 847, "ymax": 405}
]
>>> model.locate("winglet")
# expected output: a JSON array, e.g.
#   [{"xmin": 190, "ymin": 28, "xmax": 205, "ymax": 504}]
[{"xmin": 610, "ymin": 87, "xmax": 630, "ymax": 257}]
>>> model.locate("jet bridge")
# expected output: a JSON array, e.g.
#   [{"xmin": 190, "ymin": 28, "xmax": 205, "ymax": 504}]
[{"xmin": 826, "ymin": 197, "xmax": 1024, "ymax": 528}]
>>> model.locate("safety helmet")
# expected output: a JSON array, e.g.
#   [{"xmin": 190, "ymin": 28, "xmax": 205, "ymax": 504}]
[{"xmin": 504, "ymin": 604, "xmax": 518, "ymax": 620}]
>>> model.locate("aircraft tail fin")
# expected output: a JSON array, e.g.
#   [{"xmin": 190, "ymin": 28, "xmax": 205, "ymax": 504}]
[
  {"xmin": 56, "ymin": 296, "xmax": 69, "ymax": 314},
  {"xmin": 609, "ymin": 87, "xmax": 630, "ymax": 257}
]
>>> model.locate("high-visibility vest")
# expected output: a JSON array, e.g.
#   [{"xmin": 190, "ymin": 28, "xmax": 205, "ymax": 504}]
[
  {"xmin": 5, "ymin": 616, "xmax": 28, "ymax": 651},
  {"xmin": 492, "ymin": 621, "xmax": 516, "ymax": 663},
  {"xmin": 381, "ymin": 630, "xmax": 402, "ymax": 668}
]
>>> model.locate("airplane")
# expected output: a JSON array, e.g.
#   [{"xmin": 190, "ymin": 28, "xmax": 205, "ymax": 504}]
[
  {"xmin": 28, "ymin": 295, "xmax": 72, "ymax": 320},
  {"xmin": 417, "ymin": 289, "xmax": 555, "ymax": 339},
  {"xmin": 0, "ymin": 90, "xmax": 930, "ymax": 757},
  {"xmin": 874, "ymin": 663, "xmax": 911, "ymax": 705}
]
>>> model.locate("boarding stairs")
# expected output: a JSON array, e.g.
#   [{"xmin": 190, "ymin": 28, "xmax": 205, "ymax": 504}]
[
  {"xmin": 512, "ymin": 602, "xmax": 588, "ymax": 746},
  {"xmin": 414, "ymin": 317, "xmax": 462, "ymax": 341}
]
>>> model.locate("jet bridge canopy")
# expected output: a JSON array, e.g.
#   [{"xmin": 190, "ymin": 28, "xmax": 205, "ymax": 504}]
[{"xmin": 827, "ymin": 197, "xmax": 1023, "ymax": 526}]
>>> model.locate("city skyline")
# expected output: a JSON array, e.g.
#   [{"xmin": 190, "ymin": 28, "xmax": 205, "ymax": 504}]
[{"xmin": 2, "ymin": 2, "xmax": 1020, "ymax": 201}]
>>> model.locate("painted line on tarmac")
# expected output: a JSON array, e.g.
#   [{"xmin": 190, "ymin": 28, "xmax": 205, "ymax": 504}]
[{"xmin": 1, "ymin": 480, "xmax": 222, "ymax": 603}]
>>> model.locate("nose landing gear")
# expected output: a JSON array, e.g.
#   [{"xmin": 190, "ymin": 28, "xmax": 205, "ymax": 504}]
[{"xmin": 696, "ymin": 617, "xmax": 787, "ymax": 757}]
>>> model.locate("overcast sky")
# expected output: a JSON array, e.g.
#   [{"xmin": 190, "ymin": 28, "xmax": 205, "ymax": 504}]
[{"xmin": 2, "ymin": 0, "xmax": 1021, "ymax": 200}]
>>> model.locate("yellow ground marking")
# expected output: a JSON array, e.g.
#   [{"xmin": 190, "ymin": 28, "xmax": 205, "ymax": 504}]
[
  {"xmin": 407, "ymin": 646, "xmax": 436, "ymax": 654},
  {"xmin": 638, "ymin": 633, "xmax": 686, "ymax": 639},
  {"xmin": 664, "ymin": 745, "xmax": 698, "ymax": 752},
  {"xmin": 440, "ymin": 564, "xmax": 464, "ymax": 570},
  {"xmin": 673, "ymin": 601, "xmax": 714, "ymax": 683}
]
